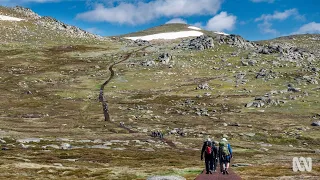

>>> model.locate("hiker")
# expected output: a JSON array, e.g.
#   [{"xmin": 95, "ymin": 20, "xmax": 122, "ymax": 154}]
[
  {"xmin": 219, "ymin": 138, "xmax": 233, "ymax": 175},
  {"xmin": 159, "ymin": 132, "xmax": 163, "ymax": 139},
  {"xmin": 201, "ymin": 138, "xmax": 217, "ymax": 174}
]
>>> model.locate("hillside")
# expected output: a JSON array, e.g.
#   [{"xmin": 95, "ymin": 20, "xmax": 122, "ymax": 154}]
[
  {"xmin": 121, "ymin": 23, "xmax": 228, "ymax": 41},
  {"xmin": 259, "ymin": 34, "xmax": 320, "ymax": 57},
  {"xmin": 0, "ymin": 6, "xmax": 319, "ymax": 180},
  {"xmin": 0, "ymin": 6, "xmax": 105, "ymax": 45}
]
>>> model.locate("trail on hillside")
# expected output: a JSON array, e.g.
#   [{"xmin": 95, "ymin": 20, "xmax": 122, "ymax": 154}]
[
  {"xmin": 195, "ymin": 167, "xmax": 242, "ymax": 180},
  {"xmin": 99, "ymin": 46, "xmax": 150, "ymax": 121},
  {"xmin": 99, "ymin": 45, "xmax": 178, "ymax": 149}
]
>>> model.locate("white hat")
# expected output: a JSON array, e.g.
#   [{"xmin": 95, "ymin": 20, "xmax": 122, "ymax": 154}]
[
  {"xmin": 207, "ymin": 138, "xmax": 211, "ymax": 142},
  {"xmin": 221, "ymin": 138, "xmax": 227, "ymax": 142}
]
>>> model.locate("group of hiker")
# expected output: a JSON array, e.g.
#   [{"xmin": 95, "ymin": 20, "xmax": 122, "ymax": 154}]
[
  {"xmin": 201, "ymin": 137, "xmax": 233, "ymax": 175},
  {"xmin": 151, "ymin": 130, "xmax": 164, "ymax": 139}
]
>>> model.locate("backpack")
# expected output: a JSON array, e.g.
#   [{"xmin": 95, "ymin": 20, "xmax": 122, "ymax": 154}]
[
  {"xmin": 219, "ymin": 141, "xmax": 230, "ymax": 156},
  {"xmin": 205, "ymin": 141, "xmax": 212, "ymax": 155}
]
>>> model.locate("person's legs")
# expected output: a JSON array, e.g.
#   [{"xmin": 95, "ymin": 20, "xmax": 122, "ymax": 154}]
[
  {"xmin": 225, "ymin": 156, "xmax": 230, "ymax": 174},
  {"xmin": 219, "ymin": 158, "xmax": 224, "ymax": 173},
  {"xmin": 209, "ymin": 157, "xmax": 214, "ymax": 172},
  {"xmin": 205, "ymin": 157, "xmax": 210, "ymax": 174},
  {"xmin": 213, "ymin": 157, "xmax": 217, "ymax": 171}
]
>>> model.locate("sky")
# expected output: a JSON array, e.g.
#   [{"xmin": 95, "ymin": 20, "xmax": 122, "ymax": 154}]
[{"xmin": 0, "ymin": 0, "xmax": 319, "ymax": 40}]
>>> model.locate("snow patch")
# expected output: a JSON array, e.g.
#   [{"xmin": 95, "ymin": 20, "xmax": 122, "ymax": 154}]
[
  {"xmin": 125, "ymin": 31, "xmax": 204, "ymax": 41},
  {"xmin": 0, "ymin": 15, "xmax": 24, "ymax": 21},
  {"xmin": 188, "ymin": 26, "xmax": 202, "ymax": 30},
  {"xmin": 214, "ymin": 31, "xmax": 230, "ymax": 36}
]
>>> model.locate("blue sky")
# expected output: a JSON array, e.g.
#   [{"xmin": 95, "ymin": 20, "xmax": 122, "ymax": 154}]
[{"xmin": 1, "ymin": 0, "xmax": 319, "ymax": 40}]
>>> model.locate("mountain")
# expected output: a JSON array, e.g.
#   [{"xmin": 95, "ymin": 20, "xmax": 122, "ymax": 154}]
[
  {"xmin": 0, "ymin": 6, "xmax": 319, "ymax": 180},
  {"xmin": 121, "ymin": 23, "xmax": 229, "ymax": 41},
  {"xmin": 0, "ymin": 6, "xmax": 105, "ymax": 44}
]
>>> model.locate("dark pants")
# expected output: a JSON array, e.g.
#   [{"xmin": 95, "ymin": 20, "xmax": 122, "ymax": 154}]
[{"xmin": 205, "ymin": 155, "xmax": 215, "ymax": 173}]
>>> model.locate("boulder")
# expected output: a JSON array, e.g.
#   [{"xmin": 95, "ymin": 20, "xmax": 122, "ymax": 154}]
[
  {"xmin": 196, "ymin": 83, "xmax": 210, "ymax": 90},
  {"xmin": 158, "ymin": 53, "xmax": 171, "ymax": 64},
  {"xmin": 311, "ymin": 121, "xmax": 320, "ymax": 126}
]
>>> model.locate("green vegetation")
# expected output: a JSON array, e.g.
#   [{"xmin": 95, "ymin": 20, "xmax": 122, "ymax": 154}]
[{"xmin": 0, "ymin": 9, "xmax": 319, "ymax": 179}]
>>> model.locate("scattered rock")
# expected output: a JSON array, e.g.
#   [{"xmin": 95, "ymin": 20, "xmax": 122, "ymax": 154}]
[
  {"xmin": 196, "ymin": 83, "xmax": 210, "ymax": 90},
  {"xmin": 288, "ymin": 84, "xmax": 301, "ymax": 92},
  {"xmin": 17, "ymin": 138, "xmax": 41, "ymax": 143},
  {"xmin": 53, "ymin": 163, "xmax": 63, "ymax": 167},
  {"xmin": 42, "ymin": 144, "xmax": 60, "ymax": 149},
  {"xmin": 132, "ymin": 39, "xmax": 151, "ymax": 46},
  {"xmin": 232, "ymin": 163, "xmax": 252, "ymax": 167},
  {"xmin": 245, "ymin": 133, "xmax": 255, "ymax": 137},
  {"xmin": 311, "ymin": 121, "xmax": 320, "ymax": 126},
  {"xmin": 61, "ymin": 143, "xmax": 72, "ymax": 150},
  {"xmin": 158, "ymin": 53, "xmax": 171, "ymax": 64},
  {"xmin": 141, "ymin": 60, "xmax": 156, "ymax": 67}
]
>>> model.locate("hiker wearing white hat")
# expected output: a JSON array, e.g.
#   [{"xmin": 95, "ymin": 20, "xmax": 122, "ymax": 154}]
[
  {"xmin": 219, "ymin": 138, "xmax": 233, "ymax": 175},
  {"xmin": 201, "ymin": 137, "xmax": 218, "ymax": 174}
]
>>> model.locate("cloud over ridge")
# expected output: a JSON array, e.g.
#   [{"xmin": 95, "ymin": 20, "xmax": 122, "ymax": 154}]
[{"xmin": 77, "ymin": 0, "xmax": 223, "ymax": 25}]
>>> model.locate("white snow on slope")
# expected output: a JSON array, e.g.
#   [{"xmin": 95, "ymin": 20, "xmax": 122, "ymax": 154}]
[
  {"xmin": 214, "ymin": 31, "xmax": 230, "ymax": 36},
  {"xmin": 0, "ymin": 15, "xmax": 24, "ymax": 21},
  {"xmin": 188, "ymin": 26, "xmax": 202, "ymax": 30},
  {"xmin": 125, "ymin": 31, "xmax": 204, "ymax": 41}
]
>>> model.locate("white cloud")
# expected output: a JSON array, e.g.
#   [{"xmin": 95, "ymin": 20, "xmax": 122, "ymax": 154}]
[
  {"xmin": 255, "ymin": 9, "xmax": 303, "ymax": 22},
  {"xmin": 77, "ymin": 0, "xmax": 223, "ymax": 25},
  {"xmin": 293, "ymin": 22, "xmax": 320, "ymax": 34},
  {"xmin": 165, "ymin": 18, "xmax": 187, "ymax": 24},
  {"xmin": 255, "ymin": 8, "xmax": 304, "ymax": 34},
  {"xmin": 205, "ymin": 11, "xmax": 237, "ymax": 31},
  {"xmin": 85, "ymin": 27, "xmax": 102, "ymax": 34},
  {"xmin": 250, "ymin": 0, "xmax": 274, "ymax": 3},
  {"xmin": 258, "ymin": 21, "xmax": 277, "ymax": 34}
]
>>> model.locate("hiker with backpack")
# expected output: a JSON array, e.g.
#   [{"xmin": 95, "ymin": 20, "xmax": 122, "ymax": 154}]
[
  {"xmin": 218, "ymin": 138, "xmax": 233, "ymax": 175},
  {"xmin": 201, "ymin": 138, "xmax": 217, "ymax": 174}
]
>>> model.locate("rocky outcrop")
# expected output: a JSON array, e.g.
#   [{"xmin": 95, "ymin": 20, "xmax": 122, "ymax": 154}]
[
  {"xmin": 141, "ymin": 60, "xmax": 156, "ymax": 67},
  {"xmin": 8, "ymin": 6, "xmax": 103, "ymax": 40},
  {"xmin": 196, "ymin": 83, "xmax": 211, "ymax": 90},
  {"xmin": 158, "ymin": 53, "xmax": 171, "ymax": 64},
  {"xmin": 174, "ymin": 35, "xmax": 214, "ymax": 50},
  {"xmin": 13, "ymin": 6, "xmax": 41, "ymax": 19},
  {"xmin": 256, "ymin": 69, "xmax": 278, "ymax": 80},
  {"xmin": 256, "ymin": 43, "xmax": 315, "ymax": 62},
  {"xmin": 216, "ymin": 34, "xmax": 255, "ymax": 49},
  {"xmin": 246, "ymin": 97, "xmax": 286, "ymax": 108},
  {"xmin": 37, "ymin": 16, "xmax": 102, "ymax": 39},
  {"xmin": 132, "ymin": 39, "xmax": 151, "ymax": 46}
]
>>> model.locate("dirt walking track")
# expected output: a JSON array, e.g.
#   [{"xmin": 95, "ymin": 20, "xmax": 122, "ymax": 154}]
[{"xmin": 195, "ymin": 167, "xmax": 242, "ymax": 180}]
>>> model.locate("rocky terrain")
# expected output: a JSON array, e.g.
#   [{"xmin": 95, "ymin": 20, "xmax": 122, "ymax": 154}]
[
  {"xmin": 0, "ymin": 5, "xmax": 319, "ymax": 180},
  {"xmin": 0, "ymin": 6, "xmax": 105, "ymax": 44}
]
